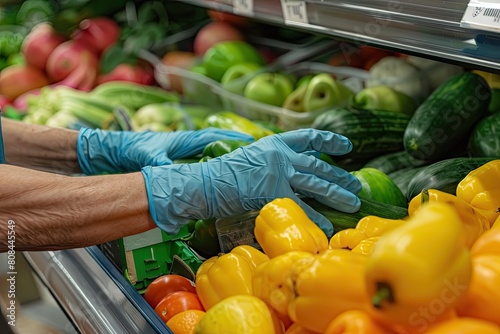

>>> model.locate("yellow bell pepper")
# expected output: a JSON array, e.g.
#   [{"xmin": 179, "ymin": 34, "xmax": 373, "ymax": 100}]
[
  {"xmin": 194, "ymin": 295, "xmax": 283, "ymax": 334},
  {"xmin": 424, "ymin": 317, "xmax": 500, "ymax": 334},
  {"xmin": 457, "ymin": 159, "xmax": 500, "ymax": 226},
  {"xmin": 253, "ymin": 251, "xmax": 314, "ymax": 327},
  {"xmin": 365, "ymin": 201, "xmax": 472, "ymax": 332},
  {"xmin": 329, "ymin": 228, "xmax": 367, "ymax": 250},
  {"xmin": 457, "ymin": 160, "xmax": 500, "ymax": 200},
  {"xmin": 456, "ymin": 255, "xmax": 500, "ymax": 327},
  {"xmin": 329, "ymin": 216, "xmax": 405, "ymax": 250},
  {"xmin": 231, "ymin": 244, "xmax": 270, "ymax": 268},
  {"xmin": 351, "ymin": 236, "xmax": 380, "ymax": 256},
  {"xmin": 323, "ymin": 310, "xmax": 391, "ymax": 334},
  {"xmin": 356, "ymin": 216, "xmax": 406, "ymax": 238},
  {"xmin": 285, "ymin": 249, "xmax": 370, "ymax": 333},
  {"xmin": 469, "ymin": 189, "xmax": 500, "ymax": 227},
  {"xmin": 408, "ymin": 189, "xmax": 490, "ymax": 248},
  {"xmin": 471, "ymin": 225, "xmax": 500, "ymax": 257},
  {"xmin": 195, "ymin": 245, "xmax": 269, "ymax": 310},
  {"xmin": 254, "ymin": 198, "xmax": 329, "ymax": 258}
]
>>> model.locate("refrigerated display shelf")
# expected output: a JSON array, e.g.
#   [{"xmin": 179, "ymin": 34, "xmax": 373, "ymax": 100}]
[
  {"xmin": 175, "ymin": 0, "xmax": 500, "ymax": 73},
  {"xmin": 24, "ymin": 247, "xmax": 172, "ymax": 334}
]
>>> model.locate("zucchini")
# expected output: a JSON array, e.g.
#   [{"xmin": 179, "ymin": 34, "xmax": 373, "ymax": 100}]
[
  {"xmin": 467, "ymin": 113, "xmax": 500, "ymax": 158},
  {"xmin": 303, "ymin": 196, "xmax": 408, "ymax": 233},
  {"xmin": 312, "ymin": 106, "xmax": 411, "ymax": 160},
  {"xmin": 363, "ymin": 150, "xmax": 429, "ymax": 175},
  {"xmin": 388, "ymin": 166, "xmax": 427, "ymax": 199},
  {"xmin": 403, "ymin": 72, "xmax": 491, "ymax": 162},
  {"xmin": 406, "ymin": 157, "xmax": 495, "ymax": 202}
]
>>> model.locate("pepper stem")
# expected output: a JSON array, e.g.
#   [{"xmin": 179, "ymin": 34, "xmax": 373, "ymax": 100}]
[
  {"xmin": 372, "ymin": 282, "xmax": 395, "ymax": 309},
  {"xmin": 421, "ymin": 189, "xmax": 430, "ymax": 204}
]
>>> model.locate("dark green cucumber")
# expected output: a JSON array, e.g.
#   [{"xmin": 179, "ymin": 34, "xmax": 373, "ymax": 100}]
[
  {"xmin": 403, "ymin": 72, "xmax": 491, "ymax": 162},
  {"xmin": 303, "ymin": 196, "xmax": 408, "ymax": 233},
  {"xmin": 406, "ymin": 157, "xmax": 495, "ymax": 202},
  {"xmin": 363, "ymin": 150, "xmax": 429, "ymax": 175},
  {"xmin": 388, "ymin": 166, "xmax": 427, "ymax": 199},
  {"xmin": 467, "ymin": 113, "xmax": 500, "ymax": 158},
  {"xmin": 312, "ymin": 107, "xmax": 411, "ymax": 160}
]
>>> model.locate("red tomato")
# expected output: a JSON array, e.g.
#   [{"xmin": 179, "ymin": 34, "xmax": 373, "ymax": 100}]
[
  {"xmin": 154, "ymin": 291, "xmax": 204, "ymax": 323},
  {"xmin": 143, "ymin": 274, "xmax": 196, "ymax": 309}
]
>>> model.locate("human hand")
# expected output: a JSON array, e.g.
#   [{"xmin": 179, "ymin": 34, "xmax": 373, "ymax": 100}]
[
  {"xmin": 141, "ymin": 128, "xmax": 362, "ymax": 237},
  {"xmin": 77, "ymin": 128, "xmax": 254, "ymax": 174}
]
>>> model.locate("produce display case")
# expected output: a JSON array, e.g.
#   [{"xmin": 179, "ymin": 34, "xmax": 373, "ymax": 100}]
[
  {"xmin": 17, "ymin": 0, "xmax": 500, "ymax": 333},
  {"xmin": 177, "ymin": 0, "xmax": 500, "ymax": 72}
]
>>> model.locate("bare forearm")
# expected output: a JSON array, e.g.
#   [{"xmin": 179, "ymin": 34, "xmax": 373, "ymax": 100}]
[
  {"xmin": 2, "ymin": 118, "xmax": 82, "ymax": 174},
  {"xmin": 0, "ymin": 165, "xmax": 156, "ymax": 251}
]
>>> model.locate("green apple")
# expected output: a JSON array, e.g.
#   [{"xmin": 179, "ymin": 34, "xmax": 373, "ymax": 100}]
[
  {"xmin": 191, "ymin": 64, "xmax": 209, "ymax": 76},
  {"xmin": 296, "ymin": 74, "xmax": 314, "ymax": 88},
  {"xmin": 303, "ymin": 73, "xmax": 354, "ymax": 112},
  {"xmin": 243, "ymin": 72, "xmax": 294, "ymax": 107},
  {"xmin": 282, "ymin": 74, "xmax": 317, "ymax": 112},
  {"xmin": 282, "ymin": 84, "xmax": 308, "ymax": 112},
  {"xmin": 221, "ymin": 62, "xmax": 263, "ymax": 94}
]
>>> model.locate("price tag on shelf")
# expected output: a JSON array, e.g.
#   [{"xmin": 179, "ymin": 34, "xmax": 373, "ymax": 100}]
[
  {"xmin": 281, "ymin": 0, "xmax": 308, "ymax": 24},
  {"xmin": 461, "ymin": 0, "xmax": 500, "ymax": 33},
  {"xmin": 233, "ymin": 0, "xmax": 254, "ymax": 16}
]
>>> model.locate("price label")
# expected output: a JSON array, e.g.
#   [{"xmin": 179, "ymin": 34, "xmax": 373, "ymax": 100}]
[
  {"xmin": 281, "ymin": 0, "xmax": 308, "ymax": 24},
  {"xmin": 233, "ymin": 0, "xmax": 254, "ymax": 16},
  {"xmin": 461, "ymin": 0, "xmax": 500, "ymax": 32}
]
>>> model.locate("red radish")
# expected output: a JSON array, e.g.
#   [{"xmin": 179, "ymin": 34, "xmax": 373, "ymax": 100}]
[
  {"xmin": 161, "ymin": 51, "xmax": 199, "ymax": 93},
  {"xmin": 21, "ymin": 23, "xmax": 66, "ymax": 71},
  {"xmin": 193, "ymin": 21, "xmax": 245, "ymax": 56},
  {"xmin": 45, "ymin": 40, "xmax": 99, "ymax": 88},
  {"xmin": 72, "ymin": 17, "xmax": 121, "ymax": 56},
  {"xmin": 0, "ymin": 64, "xmax": 50, "ymax": 100},
  {"xmin": 58, "ymin": 55, "xmax": 98, "ymax": 91},
  {"xmin": 96, "ymin": 64, "xmax": 154, "ymax": 86}
]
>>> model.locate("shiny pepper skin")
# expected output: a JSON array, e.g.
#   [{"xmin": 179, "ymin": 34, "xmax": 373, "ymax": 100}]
[
  {"xmin": 195, "ymin": 245, "xmax": 268, "ymax": 310},
  {"xmin": 254, "ymin": 198, "xmax": 329, "ymax": 258},
  {"xmin": 365, "ymin": 202, "xmax": 472, "ymax": 332},
  {"xmin": 408, "ymin": 189, "xmax": 490, "ymax": 248},
  {"xmin": 457, "ymin": 159, "xmax": 500, "ymax": 226}
]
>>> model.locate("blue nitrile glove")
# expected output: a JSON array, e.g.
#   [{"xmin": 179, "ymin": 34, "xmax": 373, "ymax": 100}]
[
  {"xmin": 141, "ymin": 128, "xmax": 362, "ymax": 237},
  {"xmin": 77, "ymin": 128, "xmax": 254, "ymax": 175}
]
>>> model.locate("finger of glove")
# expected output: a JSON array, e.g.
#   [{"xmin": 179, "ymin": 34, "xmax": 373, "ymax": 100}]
[
  {"xmin": 289, "ymin": 171, "xmax": 361, "ymax": 213},
  {"xmin": 288, "ymin": 193, "xmax": 334, "ymax": 237},
  {"xmin": 277, "ymin": 129, "xmax": 353, "ymax": 155},
  {"xmin": 169, "ymin": 128, "xmax": 254, "ymax": 160},
  {"xmin": 199, "ymin": 128, "xmax": 255, "ymax": 142},
  {"xmin": 288, "ymin": 153, "xmax": 362, "ymax": 194}
]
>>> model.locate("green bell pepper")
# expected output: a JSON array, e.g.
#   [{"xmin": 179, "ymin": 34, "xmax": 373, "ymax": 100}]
[
  {"xmin": 202, "ymin": 139, "xmax": 252, "ymax": 158},
  {"xmin": 182, "ymin": 218, "xmax": 221, "ymax": 258},
  {"xmin": 201, "ymin": 41, "xmax": 266, "ymax": 82},
  {"xmin": 204, "ymin": 111, "xmax": 274, "ymax": 140}
]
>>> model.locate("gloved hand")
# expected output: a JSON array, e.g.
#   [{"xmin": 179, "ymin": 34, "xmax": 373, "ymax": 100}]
[
  {"xmin": 141, "ymin": 128, "xmax": 362, "ymax": 237},
  {"xmin": 77, "ymin": 128, "xmax": 254, "ymax": 175}
]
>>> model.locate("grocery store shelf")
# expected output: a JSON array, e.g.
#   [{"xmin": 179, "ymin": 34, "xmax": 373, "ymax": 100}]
[
  {"xmin": 24, "ymin": 247, "xmax": 172, "ymax": 334},
  {"xmin": 177, "ymin": 0, "xmax": 500, "ymax": 72}
]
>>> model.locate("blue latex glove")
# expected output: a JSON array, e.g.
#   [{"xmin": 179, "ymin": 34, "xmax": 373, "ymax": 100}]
[
  {"xmin": 77, "ymin": 128, "xmax": 254, "ymax": 174},
  {"xmin": 141, "ymin": 128, "xmax": 362, "ymax": 237}
]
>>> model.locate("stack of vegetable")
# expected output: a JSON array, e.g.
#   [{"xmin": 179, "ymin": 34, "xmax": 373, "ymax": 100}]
[{"xmin": 141, "ymin": 160, "xmax": 500, "ymax": 334}]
